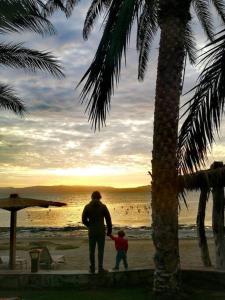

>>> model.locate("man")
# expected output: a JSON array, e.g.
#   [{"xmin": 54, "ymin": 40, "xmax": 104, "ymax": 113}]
[{"xmin": 82, "ymin": 191, "xmax": 112, "ymax": 274}]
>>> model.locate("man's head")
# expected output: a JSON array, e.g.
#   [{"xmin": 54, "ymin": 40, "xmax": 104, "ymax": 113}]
[
  {"xmin": 91, "ymin": 191, "xmax": 102, "ymax": 201},
  {"xmin": 118, "ymin": 230, "xmax": 125, "ymax": 238}
]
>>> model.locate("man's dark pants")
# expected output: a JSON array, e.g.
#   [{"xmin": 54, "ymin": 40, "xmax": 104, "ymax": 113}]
[{"xmin": 89, "ymin": 233, "xmax": 105, "ymax": 271}]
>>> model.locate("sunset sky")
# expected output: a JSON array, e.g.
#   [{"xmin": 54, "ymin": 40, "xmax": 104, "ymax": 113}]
[{"xmin": 0, "ymin": 2, "xmax": 224, "ymax": 188}]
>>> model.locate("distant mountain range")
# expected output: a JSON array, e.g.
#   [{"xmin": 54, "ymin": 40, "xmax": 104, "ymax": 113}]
[{"xmin": 0, "ymin": 185, "xmax": 151, "ymax": 195}]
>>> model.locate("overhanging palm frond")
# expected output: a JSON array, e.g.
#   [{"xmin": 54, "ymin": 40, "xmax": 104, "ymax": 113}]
[
  {"xmin": 211, "ymin": 0, "xmax": 225, "ymax": 23},
  {"xmin": 0, "ymin": 84, "xmax": 25, "ymax": 116},
  {"xmin": 78, "ymin": 0, "xmax": 142, "ymax": 130},
  {"xmin": 0, "ymin": 0, "xmax": 54, "ymax": 35},
  {"xmin": 192, "ymin": 0, "xmax": 214, "ymax": 41},
  {"xmin": 137, "ymin": 0, "xmax": 158, "ymax": 81},
  {"xmin": 178, "ymin": 29, "xmax": 225, "ymax": 174},
  {"xmin": 83, "ymin": 0, "xmax": 112, "ymax": 40},
  {"xmin": 0, "ymin": 43, "xmax": 64, "ymax": 78},
  {"xmin": 184, "ymin": 23, "xmax": 197, "ymax": 65},
  {"xmin": 65, "ymin": 0, "xmax": 79, "ymax": 16},
  {"xmin": 42, "ymin": 0, "xmax": 79, "ymax": 18}
]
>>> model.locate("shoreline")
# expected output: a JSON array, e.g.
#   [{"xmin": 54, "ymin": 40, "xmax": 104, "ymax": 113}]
[{"xmin": 0, "ymin": 224, "xmax": 214, "ymax": 240}]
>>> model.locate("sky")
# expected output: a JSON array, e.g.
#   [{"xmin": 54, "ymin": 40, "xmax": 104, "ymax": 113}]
[{"xmin": 0, "ymin": 1, "xmax": 225, "ymax": 188}]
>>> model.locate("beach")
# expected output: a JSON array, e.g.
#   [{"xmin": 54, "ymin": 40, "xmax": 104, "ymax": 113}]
[
  {"xmin": 0, "ymin": 236, "xmax": 216, "ymax": 271},
  {"xmin": 0, "ymin": 190, "xmax": 215, "ymax": 271}
]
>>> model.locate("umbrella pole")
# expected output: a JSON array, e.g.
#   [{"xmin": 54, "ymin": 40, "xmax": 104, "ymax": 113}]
[{"xmin": 9, "ymin": 210, "xmax": 17, "ymax": 270}]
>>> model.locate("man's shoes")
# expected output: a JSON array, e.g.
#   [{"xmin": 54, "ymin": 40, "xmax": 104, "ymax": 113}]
[
  {"xmin": 89, "ymin": 266, "xmax": 95, "ymax": 274},
  {"xmin": 113, "ymin": 267, "xmax": 119, "ymax": 271},
  {"xmin": 98, "ymin": 268, "xmax": 108, "ymax": 274}
]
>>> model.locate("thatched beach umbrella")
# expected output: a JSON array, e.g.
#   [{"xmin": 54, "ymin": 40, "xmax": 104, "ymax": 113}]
[{"xmin": 0, "ymin": 194, "xmax": 66, "ymax": 270}]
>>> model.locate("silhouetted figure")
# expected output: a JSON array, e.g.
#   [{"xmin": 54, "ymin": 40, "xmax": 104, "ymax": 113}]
[
  {"xmin": 82, "ymin": 191, "xmax": 112, "ymax": 274},
  {"xmin": 109, "ymin": 230, "xmax": 128, "ymax": 270}
]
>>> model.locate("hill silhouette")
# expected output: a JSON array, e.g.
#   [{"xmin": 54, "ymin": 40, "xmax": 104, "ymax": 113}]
[{"xmin": 0, "ymin": 185, "xmax": 150, "ymax": 195}]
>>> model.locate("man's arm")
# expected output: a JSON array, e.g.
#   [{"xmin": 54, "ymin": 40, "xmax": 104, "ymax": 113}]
[
  {"xmin": 104, "ymin": 205, "xmax": 112, "ymax": 235},
  {"xmin": 82, "ymin": 206, "xmax": 90, "ymax": 228},
  {"xmin": 109, "ymin": 234, "xmax": 116, "ymax": 241}
]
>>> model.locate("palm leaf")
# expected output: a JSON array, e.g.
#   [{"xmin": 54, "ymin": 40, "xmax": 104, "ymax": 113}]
[
  {"xmin": 83, "ymin": 0, "xmax": 112, "ymax": 40},
  {"xmin": 78, "ymin": 0, "xmax": 142, "ymax": 130},
  {"xmin": 192, "ymin": 0, "xmax": 214, "ymax": 40},
  {"xmin": 0, "ymin": 84, "xmax": 25, "ymax": 116},
  {"xmin": 0, "ymin": 43, "xmax": 64, "ymax": 78},
  {"xmin": 184, "ymin": 23, "xmax": 197, "ymax": 65},
  {"xmin": 0, "ymin": 0, "xmax": 54, "ymax": 35},
  {"xmin": 42, "ymin": 0, "xmax": 78, "ymax": 17},
  {"xmin": 211, "ymin": 0, "xmax": 225, "ymax": 24},
  {"xmin": 178, "ymin": 29, "xmax": 225, "ymax": 174},
  {"xmin": 137, "ymin": 0, "xmax": 158, "ymax": 81},
  {"xmin": 65, "ymin": 0, "xmax": 80, "ymax": 16}
]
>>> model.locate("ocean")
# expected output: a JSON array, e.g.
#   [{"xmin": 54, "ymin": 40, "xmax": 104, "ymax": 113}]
[{"xmin": 0, "ymin": 190, "xmax": 214, "ymax": 239}]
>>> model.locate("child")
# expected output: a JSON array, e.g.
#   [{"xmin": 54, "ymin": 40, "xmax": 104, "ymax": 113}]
[{"xmin": 109, "ymin": 230, "xmax": 128, "ymax": 270}]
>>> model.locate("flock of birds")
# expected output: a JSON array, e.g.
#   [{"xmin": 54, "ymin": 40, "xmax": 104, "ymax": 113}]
[
  {"xmin": 113, "ymin": 204, "xmax": 150, "ymax": 215},
  {"xmin": 26, "ymin": 208, "xmax": 52, "ymax": 223},
  {"xmin": 25, "ymin": 204, "xmax": 151, "ymax": 225}
]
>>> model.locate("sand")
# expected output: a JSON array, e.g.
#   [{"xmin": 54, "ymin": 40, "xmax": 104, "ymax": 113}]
[{"xmin": 0, "ymin": 237, "xmax": 217, "ymax": 271}]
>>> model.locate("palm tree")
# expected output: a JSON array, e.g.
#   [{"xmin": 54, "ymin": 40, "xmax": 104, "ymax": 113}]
[
  {"xmin": 178, "ymin": 29, "xmax": 225, "ymax": 174},
  {"xmin": 0, "ymin": 0, "xmax": 64, "ymax": 116},
  {"xmin": 75, "ymin": 0, "xmax": 225, "ymax": 296}
]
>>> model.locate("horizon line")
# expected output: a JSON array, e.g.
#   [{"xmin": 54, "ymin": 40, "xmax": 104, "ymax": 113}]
[{"xmin": 0, "ymin": 183, "xmax": 151, "ymax": 189}]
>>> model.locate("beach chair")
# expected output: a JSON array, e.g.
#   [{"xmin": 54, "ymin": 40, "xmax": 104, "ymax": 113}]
[
  {"xmin": 38, "ymin": 247, "xmax": 65, "ymax": 269},
  {"xmin": 0, "ymin": 256, "xmax": 27, "ymax": 269}
]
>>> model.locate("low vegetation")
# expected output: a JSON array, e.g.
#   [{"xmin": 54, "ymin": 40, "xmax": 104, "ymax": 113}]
[{"xmin": 0, "ymin": 287, "xmax": 225, "ymax": 300}]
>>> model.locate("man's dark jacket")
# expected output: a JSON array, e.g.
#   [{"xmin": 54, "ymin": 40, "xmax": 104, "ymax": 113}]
[{"xmin": 82, "ymin": 199, "xmax": 112, "ymax": 236}]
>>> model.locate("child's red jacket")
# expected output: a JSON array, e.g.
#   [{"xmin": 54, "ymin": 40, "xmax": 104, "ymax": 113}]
[{"xmin": 109, "ymin": 235, "xmax": 128, "ymax": 252}]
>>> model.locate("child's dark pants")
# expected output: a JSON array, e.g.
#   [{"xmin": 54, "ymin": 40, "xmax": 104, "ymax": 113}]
[{"xmin": 115, "ymin": 250, "xmax": 128, "ymax": 269}]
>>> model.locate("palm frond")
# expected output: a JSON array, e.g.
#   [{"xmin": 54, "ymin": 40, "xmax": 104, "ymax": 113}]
[
  {"xmin": 178, "ymin": 29, "xmax": 225, "ymax": 174},
  {"xmin": 137, "ymin": 0, "xmax": 158, "ymax": 81},
  {"xmin": 211, "ymin": 0, "xmax": 225, "ymax": 24},
  {"xmin": 0, "ymin": 43, "xmax": 64, "ymax": 78},
  {"xmin": 42, "ymin": 0, "xmax": 78, "ymax": 17},
  {"xmin": 0, "ymin": 84, "xmax": 25, "ymax": 116},
  {"xmin": 83, "ymin": 0, "xmax": 112, "ymax": 40},
  {"xmin": 192, "ymin": 0, "xmax": 214, "ymax": 40},
  {"xmin": 78, "ymin": 0, "xmax": 142, "ymax": 130},
  {"xmin": 65, "ymin": 0, "xmax": 80, "ymax": 16},
  {"xmin": 184, "ymin": 22, "xmax": 197, "ymax": 65},
  {"xmin": 0, "ymin": 0, "xmax": 55, "ymax": 35}
]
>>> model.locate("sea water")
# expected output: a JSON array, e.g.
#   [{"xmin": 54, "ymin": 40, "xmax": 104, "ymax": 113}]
[{"xmin": 0, "ymin": 190, "xmax": 213, "ymax": 239}]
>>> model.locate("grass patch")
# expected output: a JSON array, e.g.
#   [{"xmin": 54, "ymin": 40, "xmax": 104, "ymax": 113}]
[
  {"xmin": 0, "ymin": 244, "xmax": 30, "ymax": 251},
  {"xmin": 28, "ymin": 241, "xmax": 79, "ymax": 250},
  {"xmin": 55, "ymin": 244, "xmax": 79, "ymax": 250},
  {"xmin": 29, "ymin": 241, "xmax": 58, "ymax": 248}
]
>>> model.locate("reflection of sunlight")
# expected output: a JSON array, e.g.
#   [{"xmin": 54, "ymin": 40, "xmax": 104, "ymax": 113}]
[{"xmin": 47, "ymin": 165, "xmax": 127, "ymax": 176}]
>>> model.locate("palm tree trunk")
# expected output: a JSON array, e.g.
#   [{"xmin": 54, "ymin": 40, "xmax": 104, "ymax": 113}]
[
  {"xmin": 197, "ymin": 188, "xmax": 212, "ymax": 267},
  {"xmin": 212, "ymin": 185, "xmax": 225, "ymax": 269},
  {"xmin": 211, "ymin": 162, "xmax": 225, "ymax": 269},
  {"xmin": 151, "ymin": 0, "xmax": 191, "ymax": 296}
]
